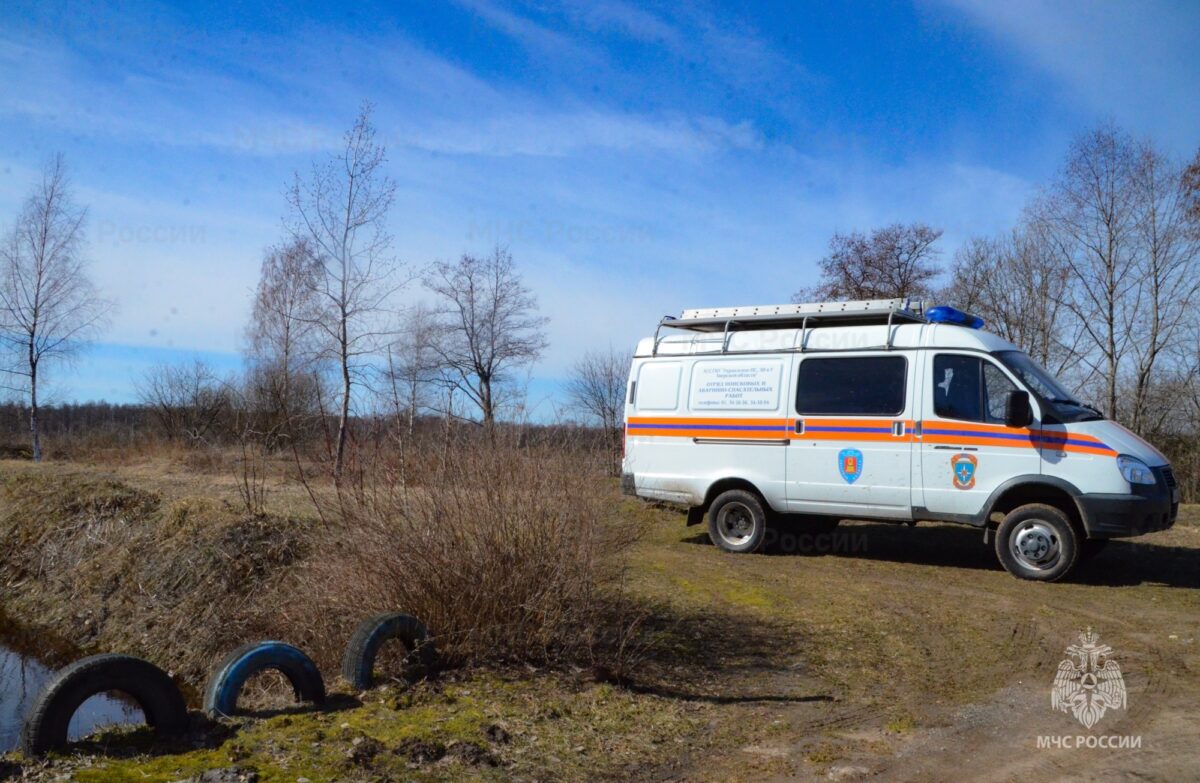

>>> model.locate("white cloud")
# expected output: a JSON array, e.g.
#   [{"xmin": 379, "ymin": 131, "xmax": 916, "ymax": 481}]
[
  {"xmin": 384, "ymin": 109, "xmax": 763, "ymax": 157},
  {"xmin": 929, "ymin": 0, "xmax": 1200, "ymax": 152},
  {"xmin": 0, "ymin": 30, "xmax": 340, "ymax": 156},
  {"xmin": 452, "ymin": 0, "xmax": 603, "ymax": 65}
]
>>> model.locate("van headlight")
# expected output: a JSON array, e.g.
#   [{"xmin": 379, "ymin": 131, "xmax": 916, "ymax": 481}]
[{"xmin": 1117, "ymin": 455, "xmax": 1156, "ymax": 485}]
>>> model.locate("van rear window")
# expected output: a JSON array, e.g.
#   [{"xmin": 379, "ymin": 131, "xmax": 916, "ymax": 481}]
[{"xmin": 795, "ymin": 356, "xmax": 907, "ymax": 415}]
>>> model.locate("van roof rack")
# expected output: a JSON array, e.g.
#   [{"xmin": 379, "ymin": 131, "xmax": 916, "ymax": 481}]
[
  {"xmin": 651, "ymin": 298, "xmax": 929, "ymax": 355},
  {"xmin": 665, "ymin": 298, "xmax": 929, "ymax": 332}
]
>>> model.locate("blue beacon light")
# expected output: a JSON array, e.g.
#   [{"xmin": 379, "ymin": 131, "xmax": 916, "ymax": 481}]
[{"xmin": 925, "ymin": 305, "xmax": 985, "ymax": 329}]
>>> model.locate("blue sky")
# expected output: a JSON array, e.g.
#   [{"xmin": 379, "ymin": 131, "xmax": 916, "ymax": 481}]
[{"xmin": 1, "ymin": 0, "xmax": 1197, "ymax": 416}]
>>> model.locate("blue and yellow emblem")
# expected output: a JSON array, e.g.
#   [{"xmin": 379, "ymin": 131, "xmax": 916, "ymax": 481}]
[
  {"xmin": 838, "ymin": 448, "xmax": 863, "ymax": 484},
  {"xmin": 951, "ymin": 453, "xmax": 978, "ymax": 490}
]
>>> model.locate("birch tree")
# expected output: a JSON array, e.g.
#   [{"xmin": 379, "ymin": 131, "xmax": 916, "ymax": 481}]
[
  {"xmin": 286, "ymin": 103, "xmax": 404, "ymax": 478},
  {"xmin": 246, "ymin": 237, "xmax": 323, "ymax": 443},
  {"xmin": 0, "ymin": 155, "xmax": 111, "ymax": 461},
  {"xmin": 383, "ymin": 302, "xmax": 441, "ymax": 436}
]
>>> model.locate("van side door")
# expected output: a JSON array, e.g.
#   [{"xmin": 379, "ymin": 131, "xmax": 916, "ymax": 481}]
[{"xmin": 785, "ymin": 353, "xmax": 915, "ymax": 519}]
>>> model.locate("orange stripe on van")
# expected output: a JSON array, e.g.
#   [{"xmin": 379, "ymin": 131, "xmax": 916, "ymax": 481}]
[
  {"xmin": 626, "ymin": 415, "xmax": 1117, "ymax": 457},
  {"xmin": 625, "ymin": 416, "xmax": 790, "ymax": 440}
]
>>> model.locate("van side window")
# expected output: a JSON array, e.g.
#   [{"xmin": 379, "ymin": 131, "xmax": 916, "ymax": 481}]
[
  {"xmin": 635, "ymin": 362, "xmax": 681, "ymax": 411},
  {"xmin": 795, "ymin": 356, "xmax": 906, "ymax": 415},
  {"xmin": 933, "ymin": 354, "xmax": 1017, "ymax": 424}
]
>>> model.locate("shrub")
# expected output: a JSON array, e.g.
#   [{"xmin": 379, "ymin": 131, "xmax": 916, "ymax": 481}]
[{"xmin": 288, "ymin": 433, "xmax": 638, "ymax": 671}]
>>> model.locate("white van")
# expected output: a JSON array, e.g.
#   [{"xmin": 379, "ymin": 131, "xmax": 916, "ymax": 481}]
[{"xmin": 621, "ymin": 299, "xmax": 1179, "ymax": 581}]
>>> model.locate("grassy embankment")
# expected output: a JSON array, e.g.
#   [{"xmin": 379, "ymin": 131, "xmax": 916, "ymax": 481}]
[{"xmin": 3, "ymin": 457, "xmax": 1199, "ymax": 781}]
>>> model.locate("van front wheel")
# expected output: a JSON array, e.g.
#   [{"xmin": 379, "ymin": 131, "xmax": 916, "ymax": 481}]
[
  {"xmin": 708, "ymin": 490, "xmax": 768, "ymax": 554},
  {"xmin": 995, "ymin": 503, "xmax": 1079, "ymax": 582}
]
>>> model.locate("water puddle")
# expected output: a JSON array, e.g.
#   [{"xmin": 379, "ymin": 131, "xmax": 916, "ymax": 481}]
[{"xmin": 1, "ymin": 623, "xmax": 144, "ymax": 753}]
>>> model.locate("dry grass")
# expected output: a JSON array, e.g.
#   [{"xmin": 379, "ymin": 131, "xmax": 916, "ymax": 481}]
[
  {"xmin": 0, "ymin": 432, "xmax": 646, "ymax": 690},
  {"xmin": 286, "ymin": 434, "xmax": 643, "ymax": 673},
  {"xmin": 0, "ymin": 468, "xmax": 309, "ymax": 687}
]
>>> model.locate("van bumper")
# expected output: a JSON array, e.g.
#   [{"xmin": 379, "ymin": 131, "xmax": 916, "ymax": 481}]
[{"xmin": 1077, "ymin": 484, "xmax": 1178, "ymax": 539}]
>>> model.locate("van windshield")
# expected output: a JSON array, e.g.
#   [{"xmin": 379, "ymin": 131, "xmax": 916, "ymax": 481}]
[{"xmin": 994, "ymin": 351, "xmax": 1103, "ymax": 423}]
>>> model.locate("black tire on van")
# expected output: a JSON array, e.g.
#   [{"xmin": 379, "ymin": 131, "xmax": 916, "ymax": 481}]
[
  {"xmin": 708, "ymin": 489, "xmax": 769, "ymax": 554},
  {"xmin": 995, "ymin": 503, "xmax": 1079, "ymax": 582},
  {"xmin": 342, "ymin": 613, "xmax": 436, "ymax": 691},
  {"xmin": 20, "ymin": 654, "xmax": 189, "ymax": 757}
]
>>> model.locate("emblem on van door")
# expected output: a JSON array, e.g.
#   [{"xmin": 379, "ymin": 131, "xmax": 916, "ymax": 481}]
[
  {"xmin": 838, "ymin": 448, "xmax": 863, "ymax": 484},
  {"xmin": 951, "ymin": 453, "xmax": 977, "ymax": 490}
]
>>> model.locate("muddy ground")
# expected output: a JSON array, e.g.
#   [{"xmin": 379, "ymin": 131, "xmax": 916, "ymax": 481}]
[{"xmin": 1, "ymin": 459, "xmax": 1197, "ymax": 782}]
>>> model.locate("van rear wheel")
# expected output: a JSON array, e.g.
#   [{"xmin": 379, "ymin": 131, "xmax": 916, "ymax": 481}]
[
  {"xmin": 708, "ymin": 490, "xmax": 768, "ymax": 554},
  {"xmin": 995, "ymin": 503, "xmax": 1079, "ymax": 582}
]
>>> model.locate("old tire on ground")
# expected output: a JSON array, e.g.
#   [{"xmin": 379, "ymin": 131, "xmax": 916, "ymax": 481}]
[
  {"xmin": 20, "ymin": 653, "xmax": 188, "ymax": 757},
  {"xmin": 342, "ymin": 613, "xmax": 436, "ymax": 691},
  {"xmin": 203, "ymin": 641, "xmax": 325, "ymax": 719},
  {"xmin": 707, "ymin": 489, "xmax": 769, "ymax": 554},
  {"xmin": 995, "ymin": 503, "xmax": 1079, "ymax": 582}
]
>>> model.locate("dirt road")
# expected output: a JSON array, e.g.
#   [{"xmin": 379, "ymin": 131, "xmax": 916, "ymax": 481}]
[{"xmin": 629, "ymin": 503, "xmax": 1200, "ymax": 782}]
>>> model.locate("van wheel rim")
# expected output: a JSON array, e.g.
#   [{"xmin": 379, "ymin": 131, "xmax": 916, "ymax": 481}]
[
  {"xmin": 717, "ymin": 503, "xmax": 756, "ymax": 546},
  {"xmin": 1012, "ymin": 520, "xmax": 1060, "ymax": 570}
]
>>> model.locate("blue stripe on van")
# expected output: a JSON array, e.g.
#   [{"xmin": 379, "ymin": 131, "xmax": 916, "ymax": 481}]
[{"xmin": 924, "ymin": 426, "xmax": 1109, "ymax": 450}]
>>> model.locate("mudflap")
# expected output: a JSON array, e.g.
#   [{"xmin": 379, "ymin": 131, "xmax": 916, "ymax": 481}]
[{"xmin": 686, "ymin": 506, "xmax": 706, "ymax": 526}]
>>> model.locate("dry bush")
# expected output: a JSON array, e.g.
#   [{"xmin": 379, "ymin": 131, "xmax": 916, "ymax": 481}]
[
  {"xmin": 286, "ymin": 432, "xmax": 641, "ymax": 673},
  {"xmin": 0, "ymin": 430, "xmax": 649, "ymax": 694}
]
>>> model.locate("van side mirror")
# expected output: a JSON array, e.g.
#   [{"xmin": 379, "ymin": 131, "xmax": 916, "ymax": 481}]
[{"xmin": 1005, "ymin": 390, "xmax": 1033, "ymax": 428}]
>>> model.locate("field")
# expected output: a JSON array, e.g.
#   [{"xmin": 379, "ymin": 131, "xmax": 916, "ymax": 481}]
[{"xmin": 2, "ymin": 456, "xmax": 1198, "ymax": 782}]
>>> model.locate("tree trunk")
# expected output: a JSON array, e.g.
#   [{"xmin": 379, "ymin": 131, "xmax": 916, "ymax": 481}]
[
  {"xmin": 407, "ymin": 375, "xmax": 417, "ymax": 437},
  {"xmin": 480, "ymin": 375, "xmax": 495, "ymax": 438},
  {"xmin": 29, "ymin": 353, "xmax": 41, "ymax": 463},
  {"xmin": 334, "ymin": 322, "xmax": 351, "ymax": 479}
]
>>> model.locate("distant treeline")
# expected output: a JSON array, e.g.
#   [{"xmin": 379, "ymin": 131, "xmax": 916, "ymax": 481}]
[
  {"xmin": 0, "ymin": 402, "xmax": 150, "ymax": 444},
  {"xmin": 0, "ymin": 400, "xmax": 611, "ymax": 459}
]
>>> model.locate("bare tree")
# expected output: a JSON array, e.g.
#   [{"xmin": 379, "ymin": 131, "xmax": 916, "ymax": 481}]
[
  {"xmin": 1124, "ymin": 143, "xmax": 1200, "ymax": 433},
  {"xmin": 383, "ymin": 302, "xmax": 441, "ymax": 436},
  {"xmin": 0, "ymin": 155, "xmax": 111, "ymax": 461},
  {"xmin": 245, "ymin": 237, "xmax": 323, "ymax": 443},
  {"xmin": 1182, "ymin": 148, "xmax": 1200, "ymax": 230},
  {"xmin": 795, "ymin": 223, "xmax": 943, "ymax": 302},
  {"xmin": 136, "ymin": 360, "xmax": 233, "ymax": 443},
  {"xmin": 424, "ymin": 247, "xmax": 548, "ymax": 429},
  {"xmin": 286, "ymin": 103, "xmax": 404, "ymax": 478},
  {"xmin": 943, "ymin": 225, "xmax": 1081, "ymax": 377},
  {"xmin": 566, "ymin": 347, "xmax": 629, "ymax": 475},
  {"xmin": 1033, "ymin": 125, "xmax": 1141, "ymax": 418}
]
